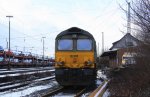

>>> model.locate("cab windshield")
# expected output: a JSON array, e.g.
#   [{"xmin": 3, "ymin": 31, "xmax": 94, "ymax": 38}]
[
  {"xmin": 77, "ymin": 39, "xmax": 92, "ymax": 50},
  {"xmin": 58, "ymin": 39, "xmax": 73, "ymax": 50}
]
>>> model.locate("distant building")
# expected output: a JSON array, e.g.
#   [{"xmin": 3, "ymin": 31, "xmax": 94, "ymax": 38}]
[
  {"xmin": 110, "ymin": 33, "xmax": 140, "ymax": 50},
  {"xmin": 101, "ymin": 33, "xmax": 141, "ymax": 69}
]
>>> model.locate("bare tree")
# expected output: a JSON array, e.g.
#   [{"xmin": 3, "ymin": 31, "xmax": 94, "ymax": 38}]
[
  {"xmin": 130, "ymin": 0, "xmax": 150, "ymax": 67},
  {"xmin": 109, "ymin": 1, "xmax": 150, "ymax": 97},
  {"xmin": 131, "ymin": 0, "xmax": 150, "ymax": 42},
  {"xmin": 126, "ymin": 0, "xmax": 150, "ymax": 96}
]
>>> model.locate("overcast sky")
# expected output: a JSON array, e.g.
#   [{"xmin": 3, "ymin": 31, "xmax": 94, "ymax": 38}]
[{"xmin": 0, "ymin": 0, "xmax": 130, "ymax": 57}]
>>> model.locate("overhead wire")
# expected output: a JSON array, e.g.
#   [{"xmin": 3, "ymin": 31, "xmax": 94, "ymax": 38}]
[
  {"xmin": 88, "ymin": 0, "xmax": 127, "ymax": 31},
  {"xmin": 0, "ymin": 0, "xmax": 128, "ymax": 53},
  {"xmin": 0, "ymin": 4, "xmax": 50, "ymax": 42}
]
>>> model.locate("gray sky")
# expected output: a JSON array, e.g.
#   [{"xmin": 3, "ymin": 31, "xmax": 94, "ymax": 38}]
[{"xmin": 0, "ymin": 0, "xmax": 129, "ymax": 57}]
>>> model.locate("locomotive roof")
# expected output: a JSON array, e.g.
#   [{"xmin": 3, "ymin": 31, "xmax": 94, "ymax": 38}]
[{"xmin": 56, "ymin": 27, "xmax": 95, "ymax": 40}]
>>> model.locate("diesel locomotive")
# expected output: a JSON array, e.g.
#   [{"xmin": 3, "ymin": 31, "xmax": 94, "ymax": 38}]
[{"xmin": 55, "ymin": 27, "xmax": 97, "ymax": 86}]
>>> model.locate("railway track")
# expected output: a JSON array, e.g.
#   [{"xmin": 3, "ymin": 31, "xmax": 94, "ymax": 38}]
[
  {"xmin": 0, "ymin": 68, "xmax": 54, "ymax": 76},
  {"xmin": 41, "ymin": 86, "xmax": 64, "ymax": 97},
  {"xmin": 0, "ymin": 76, "xmax": 55, "ymax": 92},
  {"xmin": 41, "ymin": 86, "xmax": 87, "ymax": 97},
  {"xmin": 74, "ymin": 88, "xmax": 86, "ymax": 97}
]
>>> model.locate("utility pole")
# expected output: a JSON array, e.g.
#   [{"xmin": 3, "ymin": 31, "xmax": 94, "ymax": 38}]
[
  {"xmin": 127, "ymin": 2, "xmax": 131, "ymax": 34},
  {"xmin": 102, "ymin": 32, "xmax": 104, "ymax": 54},
  {"xmin": 6, "ymin": 38, "xmax": 8, "ymax": 49},
  {"xmin": 126, "ymin": 2, "xmax": 131, "ymax": 48},
  {"xmin": 6, "ymin": 15, "xmax": 13, "ymax": 70},
  {"xmin": 15, "ymin": 46, "xmax": 18, "ymax": 52},
  {"xmin": 23, "ymin": 37, "xmax": 25, "ymax": 53},
  {"xmin": 30, "ymin": 47, "xmax": 34, "ymax": 53},
  {"xmin": 97, "ymin": 42, "xmax": 99, "ymax": 57},
  {"xmin": 42, "ymin": 37, "xmax": 46, "ymax": 64}
]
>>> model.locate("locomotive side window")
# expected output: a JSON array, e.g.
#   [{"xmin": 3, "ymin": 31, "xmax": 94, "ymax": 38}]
[
  {"xmin": 58, "ymin": 39, "xmax": 73, "ymax": 50},
  {"xmin": 77, "ymin": 39, "xmax": 92, "ymax": 50}
]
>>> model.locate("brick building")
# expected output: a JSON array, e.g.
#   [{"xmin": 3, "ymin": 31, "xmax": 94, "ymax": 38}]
[{"xmin": 101, "ymin": 33, "xmax": 141, "ymax": 69}]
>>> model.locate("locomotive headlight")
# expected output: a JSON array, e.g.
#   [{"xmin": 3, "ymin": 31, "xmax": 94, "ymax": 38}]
[
  {"xmin": 84, "ymin": 60, "xmax": 92, "ymax": 66},
  {"xmin": 57, "ymin": 61, "xmax": 65, "ymax": 66},
  {"xmin": 87, "ymin": 60, "xmax": 92, "ymax": 65},
  {"xmin": 84, "ymin": 61, "xmax": 88, "ymax": 65}
]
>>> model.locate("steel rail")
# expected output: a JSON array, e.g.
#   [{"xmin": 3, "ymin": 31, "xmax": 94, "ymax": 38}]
[
  {"xmin": 0, "ymin": 76, "xmax": 55, "ymax": 92},
  {"xmin": 0, "ymin": 68, "xmax": 54, "ymax": 75},
  {"xmin": 41, "ymin": 86, "xmax": 64, "ymax": 97},
  {"xmin": 74, "ymin": 88, "xmax": 86, "ymax": 97}
]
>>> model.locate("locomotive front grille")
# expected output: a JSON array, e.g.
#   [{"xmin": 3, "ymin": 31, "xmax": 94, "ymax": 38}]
[{"xmin": 55, "ymin": 68, "xmax": 96, "ymax": 85}]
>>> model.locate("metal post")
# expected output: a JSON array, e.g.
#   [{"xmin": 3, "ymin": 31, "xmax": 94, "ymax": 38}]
[
  {"xmin": 15, "ymin": 46, "xmax": 18, "ymax": 52},
  {"xmin": 6, "ymin": 15, "xmax": 13, "ymax": 70},
  {"xmin": 6, "ymin": 38, "xmax": 8, "ymax": 49},
  {"xmin": 127, "ymin": 2, "xmax": 131, "ymax": 34},
  {"xmin": 23, "ymin": 37, "xmax": 25, "ymax": 53},
  {"xmin": 98, "ymin": 42, "xmax": 99, "ymax": 57},
  {"xmin": 102, "ymin": 32, "xmax": 104, "ymax": 53},
  {"xmin": 42, "ymin": 37, "xmax": 46, "ymax": 65}
]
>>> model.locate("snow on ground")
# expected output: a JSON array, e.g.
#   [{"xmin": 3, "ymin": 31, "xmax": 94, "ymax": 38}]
[
  {"xmin": 96, "ymin": 79, "xmax": 103, "ymax": 86},
  {"xmin": 97, "ymin": 70, "xmax": 107, "ymax": 80},
  {"xmin": 0, "ymin": 76, "xmax": 55, "ymax": 90},
  {"xmin": 102, "ymin": 89, "xmax": 110, "ymax": 97},
  {"xmin": 0, "ymin": 80, "xmax": 58, "ymax": 97},
  {"xmin": 54, "ymin": 93, "xmax": 75, "ymax": 97},
  {"xmin": 0, "ymin": 85, "xmax": 50, "ymax": 97},
  {"xmin": 97, "ymin": 70, "xmax": 110, "ymax": 97},
  {"xmin": 0, "ymin": 67, "xmax": 56, "ymax": 97}
]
